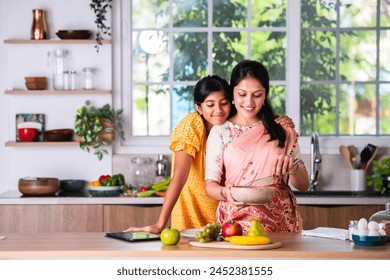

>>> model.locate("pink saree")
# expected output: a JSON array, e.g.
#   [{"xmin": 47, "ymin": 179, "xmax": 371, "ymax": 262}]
[{"xmin": 216, "ymin": 121, "xmax": 303, "ymax": 233}]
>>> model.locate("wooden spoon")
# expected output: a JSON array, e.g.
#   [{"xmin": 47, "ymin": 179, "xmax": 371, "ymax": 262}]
[{"xmin": 339, "ymin": 145, "xmax": 354, "ymax": 169}]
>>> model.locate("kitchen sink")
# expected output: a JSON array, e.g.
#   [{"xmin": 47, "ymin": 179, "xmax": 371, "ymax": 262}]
[{"xmin": 293, "ymin": 190, "xmax": 379, "ymax": 197}]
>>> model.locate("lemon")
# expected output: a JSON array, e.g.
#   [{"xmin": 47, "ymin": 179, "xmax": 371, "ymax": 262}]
[{"xmin": 160, "ymin": 228, "xmax": 181, "ymax": 245}]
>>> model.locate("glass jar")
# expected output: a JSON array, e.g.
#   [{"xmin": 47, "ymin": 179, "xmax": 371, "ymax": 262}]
[
  {"xmin": 82, "ymin": 67, "xmax": 96, "ymax": 90},
  {"xmin": 369, "ymin": 202, "xmax": 390, "ymax": 240},
  {"xmin": 129, "ymin": 157, "xmax": 154, "ymax": 189}
]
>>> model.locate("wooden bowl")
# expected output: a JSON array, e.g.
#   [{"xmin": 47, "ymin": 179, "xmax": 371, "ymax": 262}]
[
  {"xmin": 24, "ymin": 77, "xmax": 47, "ymax": 90},
  {"xmin": 18, "ymin": 177, "xmax": 60, "ymax": 196},
  {"xmin": 44, "ymin": 129, "xmax": 74, "ymax": 142},
  {"xmin": 56, "ymin": 30, "xmax": 92, "ymax": 40}
]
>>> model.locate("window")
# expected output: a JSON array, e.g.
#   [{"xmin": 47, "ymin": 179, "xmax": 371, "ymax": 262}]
[
  {"xmin": 115, "ymin": 0, "xmax": 390, "ymax": 154},
  {"xmin": 300, "ymin": 0, "xmax": 390, "ymax": 136}
]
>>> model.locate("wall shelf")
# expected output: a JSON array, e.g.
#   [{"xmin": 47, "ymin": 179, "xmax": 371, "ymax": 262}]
[
  {"xmin": 5, "ymin": 141, "xmax": 80, "ymax": 147},
  {"xmin": 4, "ymin": 39, "xmax": 111, "ymax": 44},
  {"xmin": 4, "ymin": 90, "xmax": 111, "ymax": 95}
]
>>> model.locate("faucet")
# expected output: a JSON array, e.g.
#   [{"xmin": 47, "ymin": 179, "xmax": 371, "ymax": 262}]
[{"xmin": 310, "ymin": 131, "xmax": 321, "ymax": 191}]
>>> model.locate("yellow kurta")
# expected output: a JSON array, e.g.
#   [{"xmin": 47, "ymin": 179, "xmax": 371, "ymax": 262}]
[{"xmin": 169, "ymin": 113, "xmax": 219, "ymax": 230}]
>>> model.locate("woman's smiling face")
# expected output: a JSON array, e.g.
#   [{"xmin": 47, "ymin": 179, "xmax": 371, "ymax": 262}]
[{"xmin": 233, "ymin": 76, "xmax": 266, "ymax": 125}]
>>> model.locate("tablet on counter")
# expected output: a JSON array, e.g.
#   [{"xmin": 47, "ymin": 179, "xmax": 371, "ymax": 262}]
[{"xmin": 105, "ymin": 232, "xmax": 160, "ymax": 242}]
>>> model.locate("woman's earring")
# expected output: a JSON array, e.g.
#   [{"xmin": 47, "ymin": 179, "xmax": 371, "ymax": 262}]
[{"xmin": 232, "ymin": 100, "xmax": 235, "ymax": 105}]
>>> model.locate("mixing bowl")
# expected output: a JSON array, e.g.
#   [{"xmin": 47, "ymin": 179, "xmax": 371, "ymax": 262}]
[
  {"xmin": 60, "ymin": 180, "xmax": 86, "ymax": 192},
  {"xmin": 18, "ymin": 177, "xmax": 60, "ymax": 196},
  {"xmin": 230, "ymin": 185, "xmax": 277, "ymax": 205}
]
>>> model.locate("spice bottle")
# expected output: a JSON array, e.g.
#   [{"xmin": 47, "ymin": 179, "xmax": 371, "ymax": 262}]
[{"xmin": 70, "ymin": 70, "xmax": 77, "ymax": 90}]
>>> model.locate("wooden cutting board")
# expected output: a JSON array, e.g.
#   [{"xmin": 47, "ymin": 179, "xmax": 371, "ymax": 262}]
[{"xmin": 189, "ymin": 240, "xmax": 282, "ymax": 250}]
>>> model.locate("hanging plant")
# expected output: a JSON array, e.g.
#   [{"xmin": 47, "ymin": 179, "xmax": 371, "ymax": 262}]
[
  {"xmin": 90, "ymin": 0, "xmax": 112, "ymax": 52},
  {"xmin": 74, "ymin": 100, "xmax": 125, "ymax": 160}
]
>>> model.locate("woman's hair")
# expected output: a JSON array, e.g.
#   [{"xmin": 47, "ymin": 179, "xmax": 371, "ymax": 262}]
[
  {"xmin": 229, "ymin": 59, "xmax": 286, "ymax": 148},
  {"xmin": 194, "ymin": 75, "xmax": 231, "ymax": 105}
]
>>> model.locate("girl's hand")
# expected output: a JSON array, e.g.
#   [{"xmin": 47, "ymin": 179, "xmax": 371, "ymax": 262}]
[
  {"xmin": 275, "ymin": 115, "xmax": 295, "ymax": 128},
  {"xmin": 123, "ymin": 224, "xmax": 163, "ymax": 234}
]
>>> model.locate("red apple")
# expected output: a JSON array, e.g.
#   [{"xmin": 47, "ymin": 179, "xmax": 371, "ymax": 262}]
[{"xmin": 221, "ymin": 221, "xmax": 243, "ymax": 238}]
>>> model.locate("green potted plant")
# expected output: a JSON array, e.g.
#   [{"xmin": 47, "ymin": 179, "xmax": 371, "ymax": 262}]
[
  {"xmin": 74, "ymin": 100, "xmax": 125, "ymax": 160},
  {"xmin": 366, "ymin": 156, "xmax": 390, "ymax": 195},
  {"xmin": 90, "ymin": 0, "xmax": 112, "ymax": 52}
]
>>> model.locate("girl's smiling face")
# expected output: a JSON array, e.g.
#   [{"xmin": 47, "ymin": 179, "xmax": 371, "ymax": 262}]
[
  {"xmin": 195, "ymin": 90, "xmax": 231, "ymax": 131},
  {"xmin": 232, "ymin": 76, "xmax": 266, "ymax": 126}
]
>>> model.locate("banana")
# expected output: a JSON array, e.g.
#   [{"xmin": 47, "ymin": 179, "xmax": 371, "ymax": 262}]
[{"xmin": 224, "ymin": 236, "xmax": 271, "ymax": 245}]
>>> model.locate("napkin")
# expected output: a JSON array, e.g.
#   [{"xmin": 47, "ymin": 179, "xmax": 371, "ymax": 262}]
[{"xmin": 302, "ymin": 227, "xmax": 349, "ymax": 240}]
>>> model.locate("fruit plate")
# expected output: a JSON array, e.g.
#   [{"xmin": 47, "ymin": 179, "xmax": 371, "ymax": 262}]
[
  {"xmin": 88, "ymin": 186, "xmax": 121, "ymax": 197},
  {"xmin": 181, "ymin": 228, "xmax": 199, "ymax": 238},
  {"xmin": 189, "ymin": 240, "xmax": 282, "ymax": 250},
  {"xmin": 352, "ymin": 234, "xmax": 387, "ymax": 246}
]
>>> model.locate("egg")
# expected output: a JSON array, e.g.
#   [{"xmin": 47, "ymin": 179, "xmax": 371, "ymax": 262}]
[
  {"xmin": 378, "ymin": 229, "xmax": 387, "ymax": 236},
  {"xmin": 357, "ymin": 218, "xmax": 368, "ymax": 230},
  {"xmin": 368, "ymin": 221, "xmax": 379, "ymax": 231},
  {"xmin": 368, "ymin": 230, "xmax": 379, "ymax": 236},
  {"xmin": 358, "ymin": 229, "xmax": 368, "ymax": 236}
]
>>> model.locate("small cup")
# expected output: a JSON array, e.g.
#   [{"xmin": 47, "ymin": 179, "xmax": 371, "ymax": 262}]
[{"xmin": 351, "ymin": 169, "xmax": 366, "ymax": 191}]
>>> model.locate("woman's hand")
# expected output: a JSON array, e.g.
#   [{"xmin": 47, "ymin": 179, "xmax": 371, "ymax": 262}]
[
  {"xmin": 275, "ymin": 115, "xmax": 295, "ymax": 128},
  {"xmin": 273, "ymin": 154, "xmax": 296, "ymax": 180},
  {"xmin": 225, "ymin": 184, "xmax": 246, "ymax": 209}
]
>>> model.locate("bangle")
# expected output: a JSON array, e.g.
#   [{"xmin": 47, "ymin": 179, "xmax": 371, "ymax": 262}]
[
  {"xmin": 220, "ymin": 187, "xmax": 227, "ymax": 201},
  {"xmin": 288, "ymin": 162, "xmax": 300, "ymax": 175}
]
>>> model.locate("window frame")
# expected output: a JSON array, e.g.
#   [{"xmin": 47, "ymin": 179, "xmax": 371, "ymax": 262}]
[{"xmin": 113, "ymin": 0, "xmax": 390, "ymax": 156}]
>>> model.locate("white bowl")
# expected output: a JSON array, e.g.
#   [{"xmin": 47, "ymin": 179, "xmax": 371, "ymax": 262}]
[
  {"xmin": 88, "ymin": 186, "xmax": 121, "ymax": 197},
  {"xmin": 230, "ymin": 186, "xmax": 276, "ymax": 205}
]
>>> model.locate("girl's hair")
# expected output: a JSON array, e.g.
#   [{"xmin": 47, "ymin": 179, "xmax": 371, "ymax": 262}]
[
  {"xmin": 229, "ymin": 59, "xmax": 286, "ymax": 148},
  {"xmin": 194, "ymin": 75, "xmax": 231, "ymax": 105}
]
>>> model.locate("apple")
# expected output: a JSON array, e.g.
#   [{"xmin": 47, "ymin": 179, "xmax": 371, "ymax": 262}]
[{"xmin": 221, "ymin": 221, "xmax": 243, "ymax": 238}]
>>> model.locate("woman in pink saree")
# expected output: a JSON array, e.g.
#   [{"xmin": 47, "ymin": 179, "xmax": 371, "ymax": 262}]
[{"xmin": 205, "ymin": 60, "xmax": 310, "ymax": 233}]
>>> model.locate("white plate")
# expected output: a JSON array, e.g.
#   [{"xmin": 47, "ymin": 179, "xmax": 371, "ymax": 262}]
[{"xmin": 180, "ymin": 228, "xmax": 199, "ymax": 238}]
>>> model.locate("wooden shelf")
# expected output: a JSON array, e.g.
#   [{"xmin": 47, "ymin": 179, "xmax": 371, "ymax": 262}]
[
  {"xmin": 5, "ymin": 141, "xmax": 80, "ymax": 147},
  {"xmin": 4, "ymin": 39, "xmax": 111, "ymax": 44},
  {"xmin": 4, "ymin": 89, "xmax": 111, "ymax": 95}
]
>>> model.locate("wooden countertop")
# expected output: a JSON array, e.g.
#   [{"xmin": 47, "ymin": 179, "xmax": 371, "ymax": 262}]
[
  {"xmin": 1, "ymin": 191, "xmax": 388, "ymax": 205},
  {"xmin": 0, "ymin": 232, "xmax": 389, "ymax": 259}
]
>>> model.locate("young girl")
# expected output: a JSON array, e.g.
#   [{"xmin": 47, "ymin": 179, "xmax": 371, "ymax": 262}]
[
  {"xmin": 124, "ymin": 74, "xmax": 294, "ymax": 233},
  {"xmin": 205, "ymin": 60, "xmax": 309, "ymax": 234}
]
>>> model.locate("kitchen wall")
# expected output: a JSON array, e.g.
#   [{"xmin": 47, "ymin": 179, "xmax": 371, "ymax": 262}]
[
  {"xmin": 0, "ymin": 0, "xmax": 113, "ymax": 193},
  {"xmin": 0, "ymin": 0, "xmax": 385, "ymax": 195}
]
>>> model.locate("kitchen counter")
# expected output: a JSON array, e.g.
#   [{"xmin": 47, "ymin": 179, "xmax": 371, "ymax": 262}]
[
  {"xmin": 0, "ymin": 232, "xmax": 389, "ymax": 259},
  {"xmin": 0, "ymin": 191, "xmax": 388, "ymax": 205}
]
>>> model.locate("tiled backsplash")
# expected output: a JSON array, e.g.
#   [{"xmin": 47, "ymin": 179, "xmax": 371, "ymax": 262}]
[{"xmin": 113, "ymin": 153, "xmax": 380, "ymax": 193}]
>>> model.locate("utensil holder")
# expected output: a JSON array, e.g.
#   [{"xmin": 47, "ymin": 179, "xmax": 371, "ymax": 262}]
[{"xmin": 351, "ymin": 169, "xmax": 366, "ymax": 191}]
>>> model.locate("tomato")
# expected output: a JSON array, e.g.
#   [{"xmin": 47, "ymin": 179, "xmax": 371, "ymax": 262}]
[
  {"xmin": 139, "ymin": 186, "xmax": 149, "ymax": 192},
  {"xmin": 160, "ymin": 228, "xmax": 180, "ymax": 245}
]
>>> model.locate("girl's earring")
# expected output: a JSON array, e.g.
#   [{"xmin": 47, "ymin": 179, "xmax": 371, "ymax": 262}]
[{"xmin": 232, "ymin": 100, "xmax": 235, "ymax": 105}]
